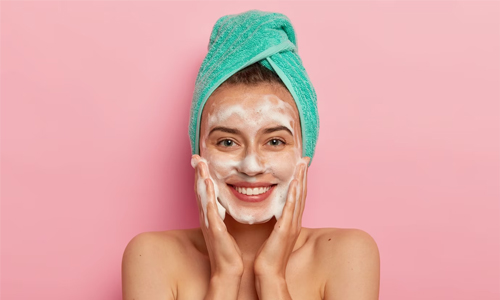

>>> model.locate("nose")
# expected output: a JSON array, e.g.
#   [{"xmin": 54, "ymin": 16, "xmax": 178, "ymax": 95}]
[{"xmin": 237, "ymin": 151, "xmax": 265, "ymax": 177}]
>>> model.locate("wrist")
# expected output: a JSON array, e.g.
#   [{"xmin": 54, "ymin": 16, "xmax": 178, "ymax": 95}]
[
  {"xmin": 211, "ymin": 272, "xmax": 243, "ymax": 284},
  {"xmin": 255, "ymin": 275, "xmax": 289, "ymax": 299},
  {"xmin": 212, "ymin": 265, "xmax": 244, "ymax": 279},
  {"xmin": 255, "ymin": 273, "xmax": 286, "ymax": 284},
  {"xmin": 254, "ymin": 267, "xmax": 285, "ymax": 280},
  {"xmin": 206, "ymin": 274, "xmax": 242, "ymax": 300}
]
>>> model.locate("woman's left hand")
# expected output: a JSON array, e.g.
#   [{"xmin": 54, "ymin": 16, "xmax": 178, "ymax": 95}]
[{"xmin": 254, "ymin": 157, "xmax": 310, "ymax": 288}]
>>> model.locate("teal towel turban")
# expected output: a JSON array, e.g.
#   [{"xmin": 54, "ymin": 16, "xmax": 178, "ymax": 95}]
[{"xmin": 188, "ymin": 9, "xmax": 319, "ymax": 165}]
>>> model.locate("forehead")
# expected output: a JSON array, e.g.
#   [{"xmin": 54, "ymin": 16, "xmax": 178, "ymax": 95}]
[{"xmin": 201, "ymin": 83, "xmax": 299, "ymax": 128}]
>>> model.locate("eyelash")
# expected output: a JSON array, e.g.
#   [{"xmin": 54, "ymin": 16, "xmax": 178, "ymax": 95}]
[
  {"xmin": 216, "ymin": 138, "xmax": 286, "ymax": 147},
  {"xmin": 267, "ymin": 138, "xmax": 286, "ymax": 147},
  {"xmin": 217, "ymin": 139, "xmax": 237, "ymax": 147}
]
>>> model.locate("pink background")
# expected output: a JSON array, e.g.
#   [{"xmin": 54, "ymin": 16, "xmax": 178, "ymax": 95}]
[{"xmin": 2, "ymin": 1, "xmax": 499, "ymax": 299}]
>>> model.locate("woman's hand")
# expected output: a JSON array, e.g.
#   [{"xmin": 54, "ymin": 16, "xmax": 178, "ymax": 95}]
[
  {"xmin": 253, "ymin": 157, "xmax": 310, "ymax": 299},
  {"xmin": 192, "ymin": 154, "xmax": 244, "ymax": 299}
]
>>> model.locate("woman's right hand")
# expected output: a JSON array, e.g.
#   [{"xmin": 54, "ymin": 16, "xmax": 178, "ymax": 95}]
[{"xmin": 192, "ymin": 154, "xmax": 244, "ymax": 281}]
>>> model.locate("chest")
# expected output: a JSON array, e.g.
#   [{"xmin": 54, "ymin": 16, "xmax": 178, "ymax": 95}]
[{"xmin": 176, "ymin": 251, "xmax": 324, "ymax": 300}]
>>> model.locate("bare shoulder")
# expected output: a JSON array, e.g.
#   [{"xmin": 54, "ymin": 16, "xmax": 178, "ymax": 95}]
[
  {"xmin": 307, "ymin": 227, "xmax": 379, "ymax": 255},
  {"xmin": 121, "ymin": 228, "xmax": 205, "ymax": 300},
  {"xmin": 122, "ymin": 228, "xmax": 203, "ymax": 259},
  {"xmin": 305, "ymin": 227, "xmax": 380, "ymax": 300}
]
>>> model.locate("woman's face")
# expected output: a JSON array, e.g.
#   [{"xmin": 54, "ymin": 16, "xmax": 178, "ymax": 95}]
[{"xmin": 199, "ymin": 83, "xmax": 303, "ymax": 224}]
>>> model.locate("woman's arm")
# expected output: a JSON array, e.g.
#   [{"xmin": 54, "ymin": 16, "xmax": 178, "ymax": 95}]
[
  {"xmin": 204, "ymin": 274, "xmax": 242, "ymax": 300},
  {"xmin": 254, "ymin": 158, "xmax": 309, "ymax": 300},
  {"xmin": 192, "ymin": 155, "xmax": 244, "ymax": 300}
]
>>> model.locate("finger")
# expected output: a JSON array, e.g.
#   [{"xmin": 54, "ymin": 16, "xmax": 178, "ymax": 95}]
[
  {"xmin": 193, "ymin": 157, "xmax": 207, "ymax": 179},
  {"xmin": 293, "ymin": 160, "xmax": 303, "ymax": 205},
  {"xmin": 196, "ymin": 188, "xmax": 203, "ymax": 215},
  {"xmin": 193, "ymin": 157, "xmax": 200, "ymax": 192},
  {"xmin": 197, "ymin": 193, "xmax": 209, "ymax": 232},
  {"xmin": 279, "ymin": 179, "xmax": 297, "ymax": 230},
  {"xmin": 204, "ymin": 179, "xmax": 238, "ymax": 255},
  {"xmin": 193, "ymin": 162, "xmax": 207, "ymax": 217},
  {"xmin": 192, "ymin": 162, "xmax": 203, "ymax": 217},
  {"xmin": 198, "ymin": 200, "xmax": 206, "ymax": 229},
  {"xmin": 193, "ymin": 157, "xmax": 207, "ymax": 197},
  {"xmin": 205, "ymin": 178, "xmax": 224, "ymax": 230},
  {"xmin": 192, "ymin": 155, "xmax": 203, "ymax": 180},
  {"xmin": 191, "ymin": 154, "xmax": 201, "ymax": 168},
  {"xmin": 199, "ymin": 161, "xmax": 208, "ymax": 178},
  {"xmin": 196, "ymin": 160, "xmax": 215, "ymax": 229},
  {"xmin": 293, "ymin": 159, "xmax": 302, "ymax": 180},
  {"xmin": 194, "ymin": 161, "xmax": 207, "ymax": 199},
  {"xmin": 195, "ymin": 163, "xmax": 210, "ymax": 228},
  {"xmin": 293, "ymin": 164, "xmax": 306, "ymax": 223},
  {"xmin": 299, "ymin": 161, "xmax": 309, "ymax": 226}
]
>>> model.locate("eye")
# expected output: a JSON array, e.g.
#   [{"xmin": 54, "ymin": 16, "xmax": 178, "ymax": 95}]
[
  {"xmin": 267, "ymin": 138, "xmax": 286, "ymax": 147},
  {"xmin": 217, "ymin": 139, "xmax": 236, "ymax": 147}
]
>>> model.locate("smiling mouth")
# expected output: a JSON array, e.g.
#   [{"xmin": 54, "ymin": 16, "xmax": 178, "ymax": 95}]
[
  {"xmin": 233, "ymin": 185, "xmax": 273, "ymax": 195},
  {"xmin": 227, "ymin": 184, "xmax": 277, "ymax": 202}
]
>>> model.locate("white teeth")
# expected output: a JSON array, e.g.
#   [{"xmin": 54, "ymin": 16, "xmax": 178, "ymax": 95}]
[{"xmin": 234, "ymin": 186, "xmax": 271, "ymax": 196}]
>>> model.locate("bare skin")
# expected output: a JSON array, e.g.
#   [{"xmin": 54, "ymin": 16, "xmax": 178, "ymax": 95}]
[{"xmin": 122, "ymin": 83, "xmax": 380, "ymax": 300}]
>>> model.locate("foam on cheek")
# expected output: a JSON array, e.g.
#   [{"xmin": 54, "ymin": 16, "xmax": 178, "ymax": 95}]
[
  {"xmin": 266, "ymin": 155, "xmax": 303, "ymax": 220},
  {"xmin": 198, "ymin": 148, "xmax": 269, "ymax": 224},
  {"xmin": 191, "ymin": 157, "xmax": 226, "ymax": 228},
  {"xmin": 200, "ymin": 94, "xmax": 303, "ymax": 224},
  {"xmin": 200, "ymin": 151, "xmax": 304, "ymax": 225},
  {"xmin": 204, "ymin": 153, "xmax": 262, "ymax": 224},
  {"xmin": 203, "ymin": 154, "xmax": 239, "ymax": 214}
]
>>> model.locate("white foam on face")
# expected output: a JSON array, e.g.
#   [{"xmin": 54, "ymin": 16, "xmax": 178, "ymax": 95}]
[
  {"xmin": 208, "ymin": 94, "xmax": 295, "ymax": 136},
  {"xmin": 199, "ymin": 93, "xmax": 306, "ymax": 225},
  {"xmin": 191, "ymin": 156, "xmax": 226, "ymax": 228}
]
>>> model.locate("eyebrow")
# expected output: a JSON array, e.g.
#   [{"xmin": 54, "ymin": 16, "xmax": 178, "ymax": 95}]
[
  {"xmin": 262, "ymin": 125, "xmax": 293, "ymax": 136},
  {"xmin": 208, "ymin": 125, "xmax": 293, "ymax": 137},
  {"xmin": 209, "ymin": 126, "xmax": 241, "ymax": 136}
]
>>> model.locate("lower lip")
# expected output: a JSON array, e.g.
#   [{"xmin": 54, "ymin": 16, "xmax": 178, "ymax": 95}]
[{"xmin": 229, "ymin": 185, "xmax": 276, "ymax": 203}]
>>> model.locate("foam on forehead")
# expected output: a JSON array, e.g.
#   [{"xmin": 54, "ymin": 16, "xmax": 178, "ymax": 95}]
[{"xmin": 207, "ymin": 94, "xmax": 297, "ymax": 134}]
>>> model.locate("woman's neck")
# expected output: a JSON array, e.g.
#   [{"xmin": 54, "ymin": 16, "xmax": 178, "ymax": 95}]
[{"xmin": 224, "ymin": 214, "xmax": 275, "ymax": 258}]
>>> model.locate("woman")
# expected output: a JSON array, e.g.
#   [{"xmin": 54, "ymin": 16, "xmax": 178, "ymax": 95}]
[{"xmin": 122, "ymin": 10, "xmax": 380, "ymax": 300}]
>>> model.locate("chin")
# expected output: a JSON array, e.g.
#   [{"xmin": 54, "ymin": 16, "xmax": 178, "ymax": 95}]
[
  {"xmin": 230, "ymin": 212, "xmax": 274, "ymax": 225},
  {"xmin": 224, "ymin": 201, "xmax": 284, "ymax": 225}
]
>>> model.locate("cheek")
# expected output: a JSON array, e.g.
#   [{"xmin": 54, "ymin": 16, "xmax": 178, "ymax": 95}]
[
  {"xmin": 262, "ymin": 150, "xmax": 300, "ymax": 180},
  {"xmin": 202, "ymin": 149, "xmax": 238, "ymax": 180}
]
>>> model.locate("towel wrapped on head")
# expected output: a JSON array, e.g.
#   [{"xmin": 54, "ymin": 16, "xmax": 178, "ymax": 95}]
[{"xmin": 188, "ymin": 9, "xmax": 319, "ymax": 165}]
